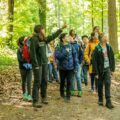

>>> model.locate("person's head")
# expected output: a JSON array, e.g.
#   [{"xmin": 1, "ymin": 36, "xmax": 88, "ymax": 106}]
[
  {"xmin": 93, "ymin": 26, "xmax": 100, "ymax": 33},
  {"xmin": 59, "ymin": 33, "xmax": 69, "ymax": 44},
  {"xmin": 34, "ymin": 25, "xmax": 45, "ymax": 38},
  {"xmin": 99, "ymin": 33, "xmax": 108, "ymax": 44},
  {"xmin": 82, "ymin": 35, "xmax": 89, "ymax": 45},
  {"xmin": 17, "ymin": 36, "xmax": 25, "ymax": 47},
  {"xmin": 90, "ymin": 32, "xmax": 98, "ymax": 42},
  {"xmin": 69, "ymin": 29, "xmax": 75, "ymax": 38}
]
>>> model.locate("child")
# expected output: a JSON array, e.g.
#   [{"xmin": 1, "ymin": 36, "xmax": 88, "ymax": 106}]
[
  {"xmin": 81, "ymin": 35, "xmax": 89, "ymax": 86},
  {"xmin": 30, "ymin": 24, "xmax": 66, "ymax": 108},
  {"xmin": 69, "ymin": 30, "xmax": 83, "ymax": 97},
  {"xmin": 17, "ymin": 36, "xmax": 32, "ymax": 101},
  {"xmin": 84, "ymin": 32, "xmax": 99, "ymax": 93},
  {"xmin": 92, "ymin": 33, "xmax": 115, "ymax": 109},
  {"xmin": 55, "ymin": 33, "xmax": 79, "ymax": 102}
]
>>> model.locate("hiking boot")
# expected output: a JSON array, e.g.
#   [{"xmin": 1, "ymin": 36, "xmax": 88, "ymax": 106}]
[
  {"xmin": 33, "ymin": 101, "xmax": 42, "ymax": 108},
  {"xmin": 106, "ymin": 101, "xmax": 114, "ymax": 109},
  {"xmin": 42, "ymin": 97, "xmax": 49, "ymax": 104},
  {"xmin": 27, "ymin": 95, "xmax": 32, "ymax": 102},
  {"xmin": 22, "ymin": 93, "xmax": 28, "ymax": 101},
  {"xmin": 64, "ymin": 97, "xmax": 70, "ymax": 103},
  {"xmin": 98, "ymin": 101, "xmax": 104, "ymax": 106},
  {"xmin": 71, "ymin": 91, "xmax": 75, "ymax": 96},
  {"xmin": 61, "ymin": 94, "xmax": 65, "ymax": 98},
  {"xmin": 85, "ymin": 83, "xmax": 88, "ymax": 86},
  {"xmin": 78, "ymin": 91, "xmax": 82, "ymax": 97}
]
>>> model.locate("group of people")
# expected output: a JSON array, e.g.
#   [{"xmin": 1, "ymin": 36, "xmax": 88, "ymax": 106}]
[{"xmin": 17, "ymin": 25, "xmax": 115, "ymax": 109}]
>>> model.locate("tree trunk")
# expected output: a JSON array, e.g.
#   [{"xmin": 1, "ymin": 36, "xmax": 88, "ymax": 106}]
[
  {"xmin": 38, "ymin": 0, "xmax": 46, "ymax": 30},
  {"xmin": 101, "ymin": 0, "xmax": 104, "ymax": 32},
  {"xmin": 91, "ymin": 0, "xmax": 94, "ymax": 29},
  {"xmin": 108, "ymin": 0, "xmax": 118, "ymax": 52},
  {"xmin": 57, "ymin": 0, "xmax": 61, "ymax": 28},
  {"xmin": 8, "ymin": 0, "xmax": 14, "ymax": 45}
]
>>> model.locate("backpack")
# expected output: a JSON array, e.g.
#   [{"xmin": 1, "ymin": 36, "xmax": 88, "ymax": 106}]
[{"xmin": 22, "ymin": 38, "xmax": 31, "ymax": 63}]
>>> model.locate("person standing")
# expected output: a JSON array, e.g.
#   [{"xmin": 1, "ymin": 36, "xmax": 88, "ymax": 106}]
[
  {"xmin": 30, "ymin": 24, "xmax": 67, "ymax": 108},
  {"xmin": 84, "ymin": 32, "xmax": 99, "ymax": 93},
  {"xmin": 92, "ymin": 33, "xmax": 115, "ymax": 109},
  {"xmin": 17, "ymin": 36, "xmax": 32, "ymax": 102},
  {"xmin": 56, "ymin": 33, "xmax": 79, "ymax": 102},
  {"xmin": 81, "ymin": 35, "xmax": 89, "ymax": 86},
  {"xmin": 69, "ymin": 30, "xmax": 83, "ymax": 97}
]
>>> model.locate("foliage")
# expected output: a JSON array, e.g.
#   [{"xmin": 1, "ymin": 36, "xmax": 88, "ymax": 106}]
[{"xmin": 0, "ymin": 0, "xmax": 120, "ymax": 49}]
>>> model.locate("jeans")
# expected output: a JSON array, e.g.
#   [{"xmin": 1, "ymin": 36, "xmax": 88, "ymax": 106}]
[
  {"xmin": 98, "ymin": 69, "xmax": 111, "ymax": 102},
  {"xmin": 32, "ymin": 64, "xmax": 48, "ymax": 103},
  {"xmin": 20, "ymin": 69, "xmax": 32, "ymax": 95},
  {"xmin": 82, "ymin": 64, "xmax": 89, "ymax": 85},
  {"xmin": 71, "ymin": 65, "xmax": 82, "ymax": 91},
  {"xmin": 48, "ymin": 63, "xmax": 58, "ymax": 81},
  {"xmin": 59, "ymin": 70, "xmax": 73, "ymax": 98}
]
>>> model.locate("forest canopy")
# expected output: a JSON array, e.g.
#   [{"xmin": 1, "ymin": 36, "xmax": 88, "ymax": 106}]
[{"xmin": 0, "ymin": 0, "xmax": 120, "ymax": 52}]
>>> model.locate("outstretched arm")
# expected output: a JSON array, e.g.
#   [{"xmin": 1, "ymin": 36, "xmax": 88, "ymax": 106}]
[{"xmin": 46, "ymin": 25, "xmax": 67, "ymax": 43}]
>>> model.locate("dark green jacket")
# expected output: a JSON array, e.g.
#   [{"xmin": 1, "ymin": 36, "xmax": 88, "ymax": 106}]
[
  {"xmin": 30, "ymin": 29, "xmax": 62, "ymax": 68},
  {"xmin": 92, "ymin": 43, "xmax": 115, "ymax": 75}
]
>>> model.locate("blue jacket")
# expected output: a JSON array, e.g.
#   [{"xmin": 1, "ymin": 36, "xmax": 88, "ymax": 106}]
[
  {"xmin": 55, "ymin": 43, "xmax": 79, "ymax": 71},
  {"xmin": 71, "ymin": 41, "xmax": 83, "ymax": 64}
]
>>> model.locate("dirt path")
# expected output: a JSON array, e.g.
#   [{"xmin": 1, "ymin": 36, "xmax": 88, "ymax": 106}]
[
  {"xmin": 0, "ymin": 82, "xmax": 120, "ymax": 120},
  {"xmin": 0, "ymin": 61, "xmax": 120, "ymax": 120}
]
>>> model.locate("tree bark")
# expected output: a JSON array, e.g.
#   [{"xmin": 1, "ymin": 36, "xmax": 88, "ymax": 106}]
[
  {"xmin": 57, "ymin": 0, "xmax": 61, "ymax": 28},
  {"xmin": 108, "ymin": 0, "xmax": 118, "ymax": 52},
  {"xmin": 91, "ymin": 0, "xmax": 94, "ymax": 29},
  {"xmin": 38, "ymin": 0, "xmax": 46, "ymax": 30},
  {"xmin": 8, "ymin": 0, "xmax": 14, "ymax": 44},
  {"xmin": 101, "ymin": 0, "xmax": 104, "ymax": 32}
]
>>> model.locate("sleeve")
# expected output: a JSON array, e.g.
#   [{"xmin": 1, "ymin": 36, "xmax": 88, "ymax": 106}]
[
  {"xmin": 110, "ymin": 46, "xmax": 115, "ymax": 72},
  {"xmin": 92, "ymin": 48, "xmax": 99, "ymax": 74},
  {"xmin": 72, "ymin": 46, "xmax": 79, "ymax": 71},
  {"xmin": 55, "ymin": 48, "xmax": 68, "ymax": 60},
  {"xmin": 46, "ymin": 29, "xmax": 62, "ymax": 43},
  {"xmin": 17, "ymin": 49, "xmax": 25, "ymax": 63},
  {"xmin": 30, "ymin": 37, "xmax": 39, "ymax": 68},
  {"xmin": 84, "ymin": 44, "xmax": 90, "ymax": 64}
]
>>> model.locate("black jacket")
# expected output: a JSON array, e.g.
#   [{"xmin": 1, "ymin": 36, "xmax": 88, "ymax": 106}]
[
  {"xmin": 92, "ymin": 43, "xmax": 115, "ymax": 75},
  {"xmin": 17, "ymin": 48, "xmax": 27, "ymax": 69},
  {"xmin": 30, "ymin": 29, "xmax": 62, "ymax": 68}
]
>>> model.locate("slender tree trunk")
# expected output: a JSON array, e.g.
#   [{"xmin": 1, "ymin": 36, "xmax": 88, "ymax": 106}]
[
  {"xmin": 108, "ymin": 0, "xmax": 118, "ymax": 52},
  {"xmin": 101, "ymin": 0, "xmax": 104, "ymax": 32},
  {"xmin": 57, "ymin": 0, "xmax": 61, "ymax": 28},
  {"xmin": 82, "ymin": 0, "xmax": 85, "ymax": 34},
  {"xmin": 38, "ymin": 0, "xmax": 46, "ymax": 30},
  {"xmin": 91, "ymin": 0, "xmax": 94, "ymax": 29},
  {"xmin": 8, "ymin": 0, "xmax": 14, "ymax": 44}
]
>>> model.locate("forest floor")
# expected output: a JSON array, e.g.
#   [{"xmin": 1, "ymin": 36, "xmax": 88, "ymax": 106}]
[{"xmin": 0, "ymin": 49, "xmax": 120, "ymax": 120}]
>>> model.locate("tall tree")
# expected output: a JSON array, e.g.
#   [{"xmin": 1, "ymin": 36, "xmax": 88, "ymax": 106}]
[
  {"xmin": 8, "ymin": 0, "xmax": 14, "ymax": 44},
  {"xmin": 91, "ymin": 0, "xmax": 94, "ymax": 29},
  {"xmin": 57, "ymin": 0, "xmax": 61, "ymax": 28},
  {"xmin": 101, "ymin": 0, "xmax": 104, "ymax": 32},
  {"xmin": 108, "ymin": 0, "xmax": 118, "ymax": 52},
  {"xmin": 38, "ymin": 0, "xmax": 46, "ymax": 30}
]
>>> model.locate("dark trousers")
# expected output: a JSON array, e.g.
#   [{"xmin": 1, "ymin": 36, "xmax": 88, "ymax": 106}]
[
  {"xmin": 59, "ymin": 70, "xmax": 73, "ymax": 98},
  {"xmin": 82, "ymin": 64, "xmax": 89, "ymax": 85},
  {"xmin": 90, "ymin": 73, "xmax": 98, "ymax": 91},
  {"xmin": 32, "ymin": 64, "xmax": 48, "ymax": 103},
  {"xmin": 20, "ymin": 69, "xmax": 32, "ymax": 95},
  {"xmin": 98, "ymin": 69, "xmax": 111, "ymax": 102}
]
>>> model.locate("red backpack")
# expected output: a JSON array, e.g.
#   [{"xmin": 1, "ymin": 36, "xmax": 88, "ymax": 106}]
[{"xmin": 22, "ymin": 38, "xmax": 31, "ymax": 63}]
